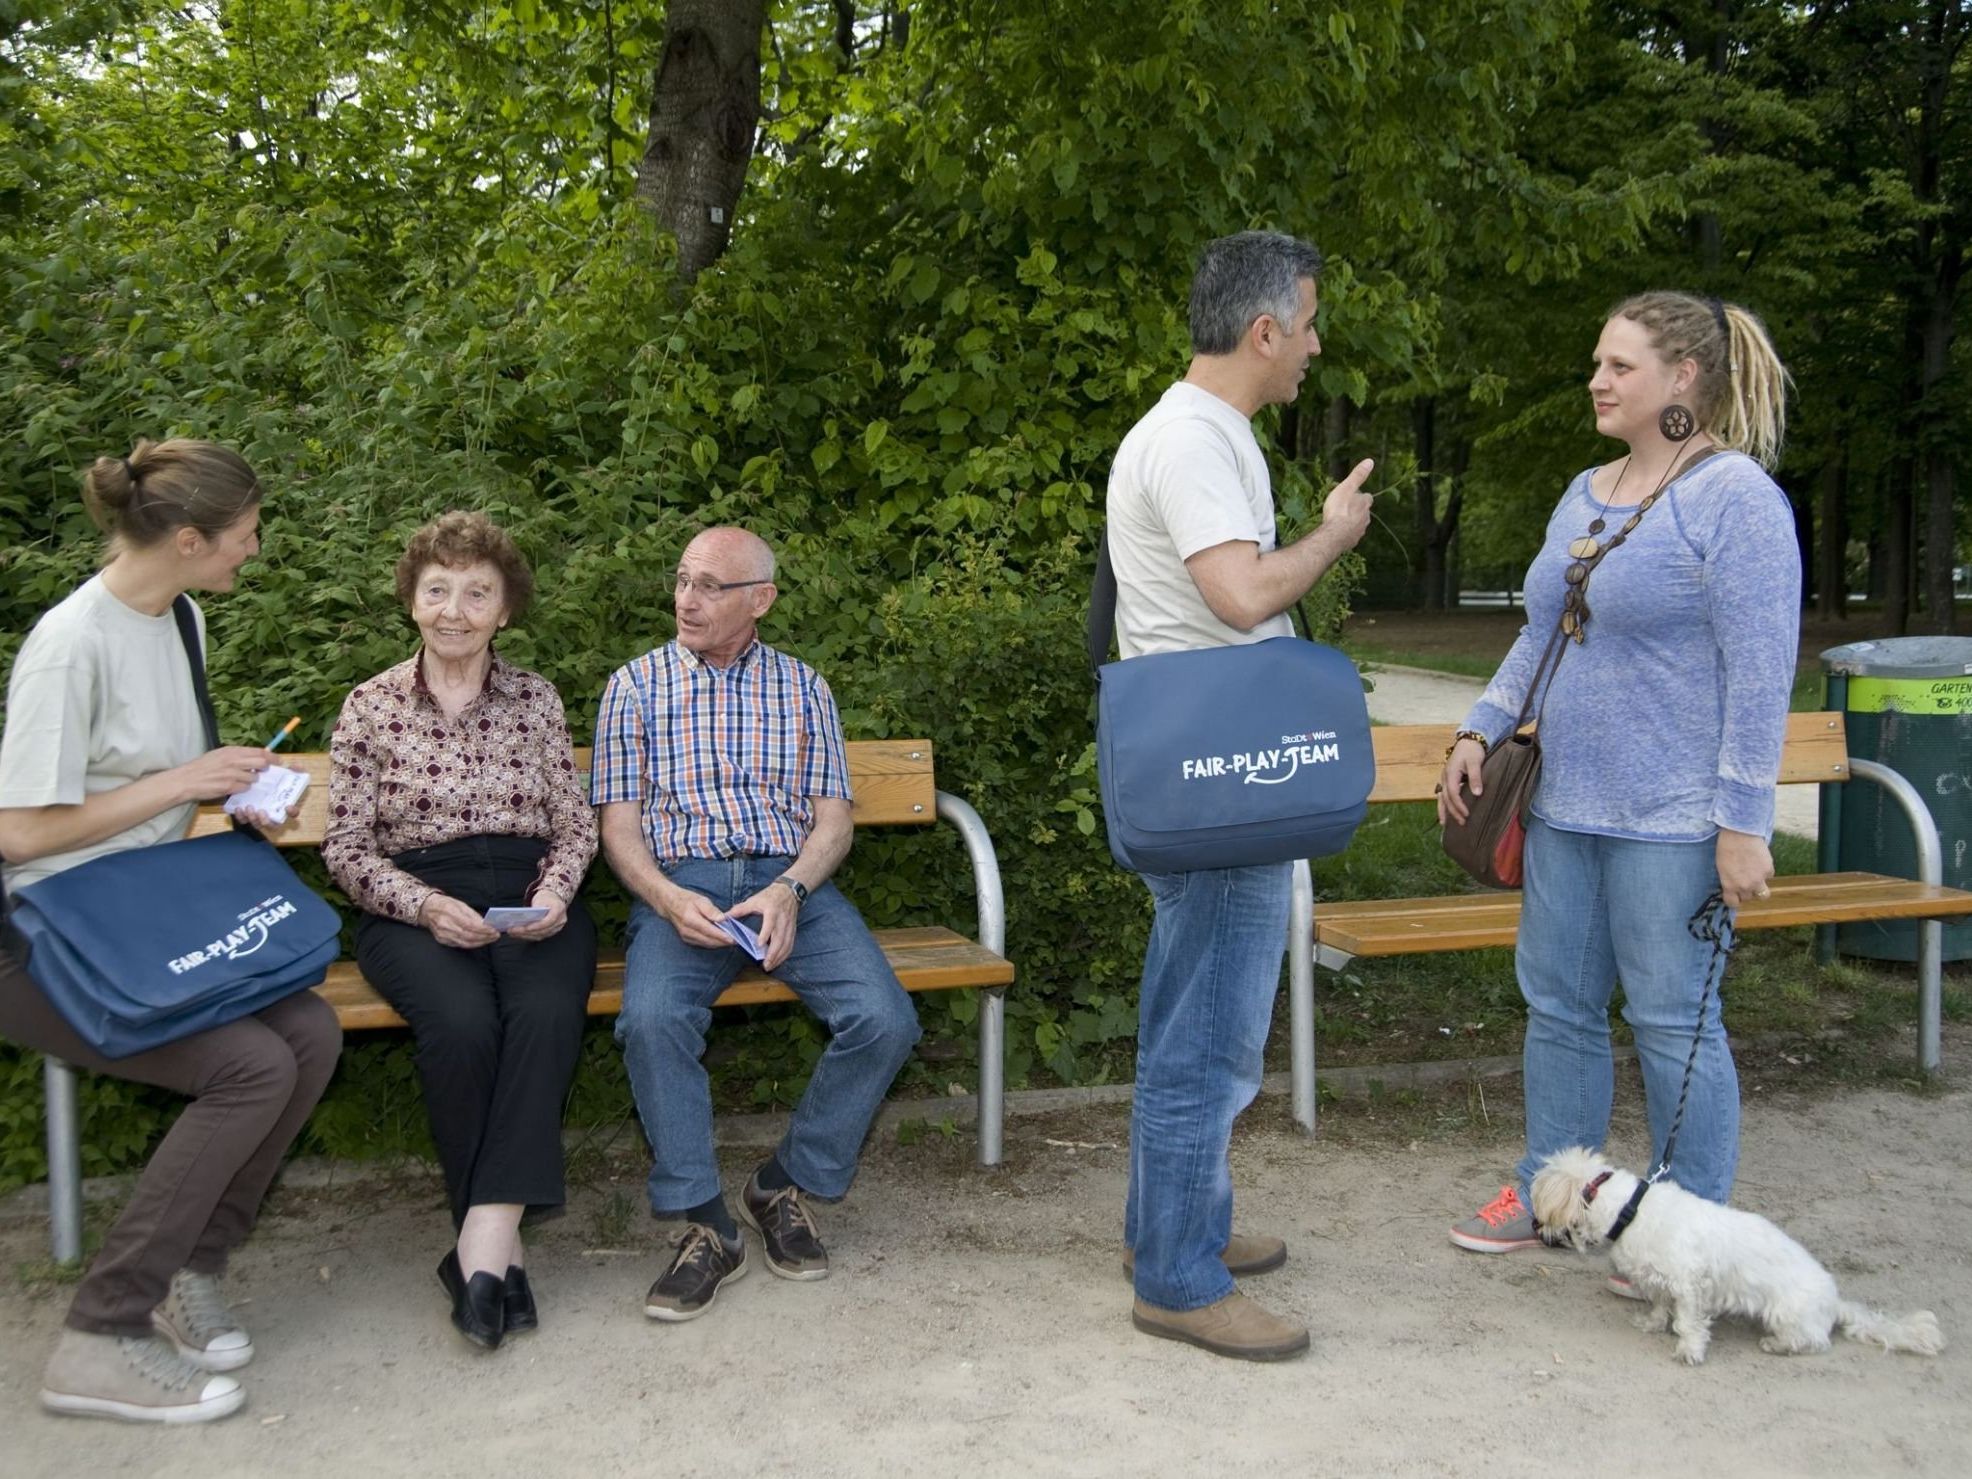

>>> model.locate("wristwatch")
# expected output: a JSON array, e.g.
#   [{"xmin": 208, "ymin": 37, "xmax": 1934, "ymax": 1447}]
[{"xmin": 774, "ymin": 874, "xmax": 810, "ymax": 908}]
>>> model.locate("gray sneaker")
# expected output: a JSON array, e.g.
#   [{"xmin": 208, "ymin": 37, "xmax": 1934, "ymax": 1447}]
[
  {"xmin": 40, "ymin": 1329, "xmax": 245, "ymax": 1425},
  {"xmin": 152, "ymin": 1269, "xmax": 254, "ymax": 1372},
  {"xmin": 1449, "ymin": 1185, "xmax": 1552, "ymax": 1253}
]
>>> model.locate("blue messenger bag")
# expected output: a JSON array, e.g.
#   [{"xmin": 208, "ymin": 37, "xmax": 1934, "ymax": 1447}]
[
  {"xmin": 1088, "ymin": 535, "xmax": 1375, "ymax": 873},
  {"xmin": 1, "ymin": 597, "xmax": 340, "ymax": 1058},
  {"xmin": 9, "ymin": 830, "xmax": 342, "ymax": 1058}
]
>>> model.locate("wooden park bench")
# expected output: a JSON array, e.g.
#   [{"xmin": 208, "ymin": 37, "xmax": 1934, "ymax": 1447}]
[
  {"xmin": 39, "ymin": 740, "xmax": 1012, "ymax": 1262},
  {"xmin": 1269, "ymin": 711, "xmax": 1972, "ymax": 1135}
]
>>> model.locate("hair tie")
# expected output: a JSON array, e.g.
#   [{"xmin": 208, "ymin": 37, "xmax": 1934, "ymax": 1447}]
[
  {"xmin": 1706, "ymin": 296, "xmax": 1732, "ymax": 375},
  {"xmin": 120, "ymin": 456, "xmax": 137, "ymax": 484}
]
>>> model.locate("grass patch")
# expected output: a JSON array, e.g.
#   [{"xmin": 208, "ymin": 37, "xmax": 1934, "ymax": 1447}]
[{"xmin": 1341, "ymin": 642, "xmax": 1500, "ymax": 682}]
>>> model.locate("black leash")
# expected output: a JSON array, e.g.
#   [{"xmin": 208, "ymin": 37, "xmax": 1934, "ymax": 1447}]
[{"xmin": 1645, "ymin": 890, "xmax": 1736, "ymax": 1185}]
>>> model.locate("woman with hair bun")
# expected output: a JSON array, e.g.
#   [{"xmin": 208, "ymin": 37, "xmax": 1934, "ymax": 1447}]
[
  {"xmin": 1440, "ymin": 294, "xmax": 1800, "ymax": 1257},
  {"xmin": 0, "ymin": 439, "xmax": 341, "ymax": 1424}
]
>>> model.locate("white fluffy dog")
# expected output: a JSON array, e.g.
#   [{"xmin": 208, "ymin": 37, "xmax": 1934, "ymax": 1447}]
[{"xmin": 1530, "ymin": 1146, "xmax": 1946, "ymax": 1366}]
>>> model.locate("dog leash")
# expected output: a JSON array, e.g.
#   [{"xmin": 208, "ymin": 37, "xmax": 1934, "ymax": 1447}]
[{"xmin": 1644, "ymin": 890, "xmax": 1736, "ymax": 1185}]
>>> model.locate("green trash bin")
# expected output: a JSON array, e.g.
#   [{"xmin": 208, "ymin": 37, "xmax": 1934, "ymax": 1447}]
[{"xmin": 1820, "ymin": 637, "xmax": 1972, "ymax": 963}]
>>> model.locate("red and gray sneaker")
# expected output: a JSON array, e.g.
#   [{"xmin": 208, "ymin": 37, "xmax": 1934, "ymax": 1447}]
[{"xmin": 1449, "ymin": 1185, "xmax": 1552, "ymax": 1253}]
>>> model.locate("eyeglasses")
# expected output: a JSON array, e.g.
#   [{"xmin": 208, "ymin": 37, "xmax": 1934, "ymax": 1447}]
[
  {"xmin": 671, "ymin": 574, "xmax": 769, "ymax": 599},
  {"xmin": 1559, "ymin": 490, "xmax": 1662, "ymax": 643}
]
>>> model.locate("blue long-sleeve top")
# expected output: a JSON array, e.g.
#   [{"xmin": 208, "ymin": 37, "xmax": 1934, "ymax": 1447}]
[{"xmin": 1461, "ymin": 451, "xmax": 1802, "ymax": 842}]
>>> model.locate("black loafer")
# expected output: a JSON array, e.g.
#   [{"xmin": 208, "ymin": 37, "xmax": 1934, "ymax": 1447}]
[
  {"xmin": 437, "ymin": 1250, "xmax": 506, "ymax": 1350},
  {"xmin": 503, "ymin": 1266, "xmax": 538, "ymax": 1334}
]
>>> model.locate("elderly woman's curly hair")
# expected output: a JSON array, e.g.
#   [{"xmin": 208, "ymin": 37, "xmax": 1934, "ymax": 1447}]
[{"xmin": 394, "ymin": 510, "xmax": 535, "ymax": 620}]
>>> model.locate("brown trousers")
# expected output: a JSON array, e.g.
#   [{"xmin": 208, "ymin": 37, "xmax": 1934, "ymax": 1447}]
[{"xmin": 0, "ymin": 943, "xmax": 341, "ymax": 1335}]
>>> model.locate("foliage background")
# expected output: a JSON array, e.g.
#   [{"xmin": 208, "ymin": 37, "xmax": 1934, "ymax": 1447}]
[{"xmin": 1, "ymin": 0, "xmax": 1965, "ymax": 1188}]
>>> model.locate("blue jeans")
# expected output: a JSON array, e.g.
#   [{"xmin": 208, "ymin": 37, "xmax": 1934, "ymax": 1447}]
[
  {"xmin": 615, "ymin": 856, "xmax": 920, "ymax": 1211},
  {"xmin": 1125, "ymin": 861, "xmax": 1292, "ymax": 1311},
  {"xmin": 1514, "ymin": 816, "xmax": 1739, "ymax": 1203}
]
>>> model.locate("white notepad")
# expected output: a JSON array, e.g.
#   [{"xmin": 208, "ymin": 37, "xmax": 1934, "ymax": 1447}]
[{"xmin": 223, "ymin": 764, "xmax": 311, "ymax": 825}]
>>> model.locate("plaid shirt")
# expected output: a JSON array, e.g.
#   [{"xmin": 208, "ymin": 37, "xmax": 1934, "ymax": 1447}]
[{"xmin": 589, "ymin": 639, "xmax": 851, "ymax": 863}]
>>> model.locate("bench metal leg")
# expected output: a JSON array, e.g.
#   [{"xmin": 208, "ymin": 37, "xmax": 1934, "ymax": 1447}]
[
  {"xmin": 1847, "ymin": 759, "xmax": 1946, "ymax": 1074},
  {"xmin": 977, "ymin": 989, "xmax": 1005, "ymax": 1166},
  {"xmin": 45, "ymin": 1057, "xmax": 84, "ymax": 1265},
  {"xmin": 1289, "ymin": 859, "xmax": 1316, "ymax": 1136},
  {"xmin": 936, "ymin": 790, "xmax": 1008, "ymax": 1167}
]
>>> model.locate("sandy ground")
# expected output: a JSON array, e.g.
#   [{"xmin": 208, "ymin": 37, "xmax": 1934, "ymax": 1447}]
[
  {"xmin": 3, "ymin": 1066, "xmax": 1967, "ymax": 1479},
  {"xmin": 1364, "ymin": 663, "xmax": 1822, "ymax": 840}
]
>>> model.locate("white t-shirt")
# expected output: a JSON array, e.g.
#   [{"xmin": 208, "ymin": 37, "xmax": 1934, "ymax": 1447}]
[
  {"xmin": 0, "ymin": 574, "xmax": 208, "ymax": 890},
  {"xmin": 1106, "ymin": 381, "xmax": 1292, "ymax": 658}
]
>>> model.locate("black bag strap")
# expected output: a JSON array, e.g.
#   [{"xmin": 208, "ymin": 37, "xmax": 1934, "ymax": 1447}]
[
  {"xmin": 172, "ymin": 595, "xmax": 221, "ymax": 752},
  {"xmin": 171, "ymin": 596, "xmax": 265, "ymax": 841},
  {"xmin": 1088, "ymin": 531, "xmax": 1120, "ymax": 680}
]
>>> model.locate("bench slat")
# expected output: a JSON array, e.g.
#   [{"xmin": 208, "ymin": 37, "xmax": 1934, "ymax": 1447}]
[
  {"xmin": 1315, "ymin": 871, "xmax": 1972, "ymax": 958},
  {"xmin": 313, "ymin": 925, "xmax": 1013, "ymax": 1031},
  {"xmin": 1363, "ymin": 711, "xmax": 1851, "ymax": 805},
  {"xmin": 189, "ymin": 739, "xmax": 939, "ymax": 844}
]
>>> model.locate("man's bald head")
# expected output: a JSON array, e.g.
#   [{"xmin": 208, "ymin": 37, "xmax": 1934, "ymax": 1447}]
[
  {"xmin": 673, "ymin": 525, "xmax": 779, "ymax": 667},
  {"xmin": 683, "ymin": 526, "xmax": 776, "ymax": 583}
]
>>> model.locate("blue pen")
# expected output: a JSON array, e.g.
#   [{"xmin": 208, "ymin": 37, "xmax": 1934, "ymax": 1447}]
[{"xmin": 265, "ymin": 716, "xmax": 301, "ymax": 752}]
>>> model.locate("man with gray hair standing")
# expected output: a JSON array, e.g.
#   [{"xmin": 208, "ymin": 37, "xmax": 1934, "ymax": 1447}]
[{"xmin": 1106, "ymin": 230, "xmax": 1374, "ymax": 1360}]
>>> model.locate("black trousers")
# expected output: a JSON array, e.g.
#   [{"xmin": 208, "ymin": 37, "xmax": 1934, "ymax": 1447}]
[{"xmin": 355, "ymin": 836, "xmax": 595, "ymax": 1229}]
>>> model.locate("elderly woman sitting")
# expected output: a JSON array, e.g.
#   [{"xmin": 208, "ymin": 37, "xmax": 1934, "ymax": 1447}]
[{"xmin": 324, "ymin": 511, "xmax": 596, "ymax": 1350}]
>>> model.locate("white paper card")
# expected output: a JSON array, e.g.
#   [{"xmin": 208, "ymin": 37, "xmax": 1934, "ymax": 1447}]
[
  {"xmin": 223, "ymin": 764, "xmax": 311, "ymax": 825},
  {"xmin": 484, "ymin": 907, "xmax": 551, "ymax": 931}
]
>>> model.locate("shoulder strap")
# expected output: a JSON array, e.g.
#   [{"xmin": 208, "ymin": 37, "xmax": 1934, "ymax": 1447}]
[
  {"xmin": 1088, "ymin": 532, "xmax": 1119, "ymax": 680},
  {"xmin": 172, "ymin": 594, "xmax": 221, "ymax": 751}
]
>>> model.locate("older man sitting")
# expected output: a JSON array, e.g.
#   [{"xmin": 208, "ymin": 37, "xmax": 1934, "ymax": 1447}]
[{"xmin": 591, "ymin": 526, "xmax": 919, "ymax": 1323}]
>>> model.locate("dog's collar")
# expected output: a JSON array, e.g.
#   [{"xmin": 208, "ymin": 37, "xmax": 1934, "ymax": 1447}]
[{"xmin": 1580, "ymin": 1170, "xmax": 1647, "ymax": 1241}]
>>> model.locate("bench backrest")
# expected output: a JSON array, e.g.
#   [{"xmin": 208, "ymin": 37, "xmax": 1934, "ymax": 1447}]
[
  {"xmin": 188, "ymin": 740, "xmax": 939, "ymax": 846},
  {"xmin": 1362, "ymin": 711, "xmax": 1849, "ymax": 805}
]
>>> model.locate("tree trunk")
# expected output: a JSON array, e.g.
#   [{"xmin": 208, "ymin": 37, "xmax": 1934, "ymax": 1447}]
[
  {"xmin": 635, "ymin": 0, "xmax": 765, "ymax": 280},
  {"xmin": 1913, "ymin": 2, "xmax": 1963, "ymax": 633},
  {"xmin": 1323, "ymin": 396, "xmax": 1352, "ymax": 483},
  {"xmin": 1412, "ymin": 399, "xmax": 1437, "ymax": 609},
  {"xmin": 1410, "ymin": 398, "xmax": 1466, "ymax": 611},
  {"xmin": 1884, "ymin": 456, "xmax": 1915, "ymax": 637},
  {"xmin": 1790, "ymin": 480, "xmax": 1814, "ymax": 612},
  {"xmin": 1814, "ymin": 449, "xmax": 1848, "ymax": 621}
]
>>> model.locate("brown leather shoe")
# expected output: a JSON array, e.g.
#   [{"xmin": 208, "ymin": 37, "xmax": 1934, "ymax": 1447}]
[
  {"xmin": 1121, "ymin": 1232, "xmax": 1288, "ymax": 1280},
  {"xmin": 1131, "ymin": 1291, "xmax": 1310, "ymax": 1361}
]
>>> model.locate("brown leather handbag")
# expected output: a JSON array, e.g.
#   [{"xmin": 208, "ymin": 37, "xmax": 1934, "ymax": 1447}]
[{"xmin": 1439, "ymin": 624, "xmax": 1563, "ymax": 889}]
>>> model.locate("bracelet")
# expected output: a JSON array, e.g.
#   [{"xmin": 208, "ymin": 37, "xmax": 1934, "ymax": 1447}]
[{"xmin": 1444, "ymin": 729, "xmax": 1489, "ymax": 760}]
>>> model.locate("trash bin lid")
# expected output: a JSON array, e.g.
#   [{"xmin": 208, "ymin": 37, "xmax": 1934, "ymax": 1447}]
[{"xmin": 1820, "ymin": 636, "xmax": 1972, "ymax": 678}]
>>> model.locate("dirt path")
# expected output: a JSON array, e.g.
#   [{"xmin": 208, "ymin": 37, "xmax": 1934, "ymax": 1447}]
[{"xmin": 4, "ymin": 1071, "xmax": 1965, "ymax": 1477}]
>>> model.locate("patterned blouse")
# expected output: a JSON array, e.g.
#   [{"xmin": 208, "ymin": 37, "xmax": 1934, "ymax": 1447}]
[{"xmin": 324, "ymin": 651, "xmax": 597, "ymax": 924}]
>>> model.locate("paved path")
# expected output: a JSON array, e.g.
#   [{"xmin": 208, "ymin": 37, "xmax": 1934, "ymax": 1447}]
[{"xmin": 1364, "ymin": 663, "xmax": 1821, "ymax": 841}]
